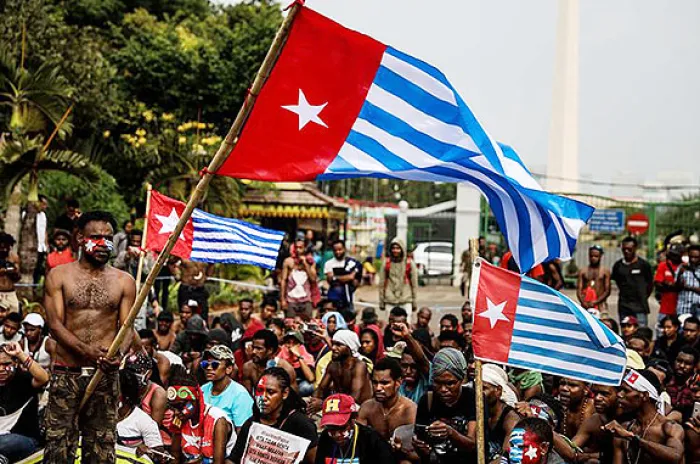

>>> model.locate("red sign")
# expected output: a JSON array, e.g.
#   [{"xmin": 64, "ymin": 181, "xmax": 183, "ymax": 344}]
[{"xmin": 626, "ymin": 212, "xmax": 649, "ymax": 235}]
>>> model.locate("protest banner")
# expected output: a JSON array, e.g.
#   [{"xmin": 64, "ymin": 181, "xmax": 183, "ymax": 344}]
[{"xmin": 241, "ymin": 423, "xmax": 311, "ymax": 464}]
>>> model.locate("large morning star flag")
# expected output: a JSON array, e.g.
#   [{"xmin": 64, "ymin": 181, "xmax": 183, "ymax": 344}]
[
  {"xmin": 217, "ymin": 7, "xmax": 594, "ymax": 272},
  {"xmin": 145, "ymin": 191, "xmax": 284, "ymax": 269},
  {"xmin": 470, "ymin": 259, "xmax": 626, "ymax": 386}
]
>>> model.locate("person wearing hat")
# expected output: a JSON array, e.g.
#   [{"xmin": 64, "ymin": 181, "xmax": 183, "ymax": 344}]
[
  {"xmin": 314, "ymin": 330, "xmax": 372, "ymax": 407},
  {"xmin": 604, "ymin": 369, "xmax": 684, "ymax": 464},
  {"xmin": 280, "ymin": 231, "xmax": 317, "ymax": 320},
  {"xmin": 280, "ymin": 331, "xmax": 316, "ymax": 397},
  {"xmin": 123, "ymin": 351, "xmax": 168, "ymax": 432},
  {"xmin": 378, "ymin": 237, "xmax": 417, "ymax": 319},
  {"xmin": 171, "ymin": 314, "xmax": 209, "ymax": 368},
  {"xmin": 201, "ymin": 345, "xmax": 253, "ymax": 433},
  {"xmin": 621, "ymin": 316, "xmax": 640, "ymax": 341},
  {"xmin": 45, "ymin": 228, "xmax": 75, "ymax": 274},
  {"xmin": 22, "ymin": 313, "xmax": 54, "ymax": 370},
  {"xmin": 576, "ymin": 245, "xmax": 612, "ymax": 312},
  {"xmin": 316, "ymin": 393, "xmax": 394, "ymax": 464},
  {"xmin": 153, "ymin": 310, "xmax": 176, "ymax": 351}
]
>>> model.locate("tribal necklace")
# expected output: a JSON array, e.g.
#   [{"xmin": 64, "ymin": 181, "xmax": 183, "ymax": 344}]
[
  {"xmin": 562, "ymin": 396, "xmax": 589, "ymax": 438},
  {"xmin": 626, "ymin": 412, "xmax": 659, "ymax": 464}
]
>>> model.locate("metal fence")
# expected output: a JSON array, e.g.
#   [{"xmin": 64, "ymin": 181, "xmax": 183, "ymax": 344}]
[{"xmin": 480, "ymin": 193, "xmax": 700, "ymax": 265}]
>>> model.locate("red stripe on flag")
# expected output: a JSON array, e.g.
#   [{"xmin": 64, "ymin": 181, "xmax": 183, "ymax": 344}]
[
  {"xmin": 472, "ymin": 260, "xmax": 520, "ymax": 363},
  {"xmin": 145, "ymin": 191, "xmax": 194, "ymax": 259},
  {"xmin": 218, "ymin": 7, "xmax": 386, "ymax": 181}
]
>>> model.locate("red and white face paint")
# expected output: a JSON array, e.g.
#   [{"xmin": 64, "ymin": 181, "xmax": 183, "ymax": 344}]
[
  {"xmin": 255, "ymin": 376, "xmax": 268, "ymax": 412},
  {"xmin": 508, "ymin": 428, "xmax": 547, "ymax": 464},
  {"xmin": 84, "ymin": 237, "xmax": 114, "ymax": 255}
]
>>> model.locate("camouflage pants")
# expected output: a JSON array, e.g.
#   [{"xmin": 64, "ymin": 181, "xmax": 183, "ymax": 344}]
[{"xmin": 43, "ymin": 369, "xmax": 119, "ymax": 464}]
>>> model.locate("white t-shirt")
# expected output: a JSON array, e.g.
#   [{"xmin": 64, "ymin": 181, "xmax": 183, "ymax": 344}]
[
  {"xmin": 36, "ymin": 212, "xmax": 47, "ymax": 253},
  {"xmin": 117, "ymin": 407, "xmax": 164, "ymax": 449},
  {"xmin": 159, "ymin": 350, "xmax": 183, "ymax": 365}
]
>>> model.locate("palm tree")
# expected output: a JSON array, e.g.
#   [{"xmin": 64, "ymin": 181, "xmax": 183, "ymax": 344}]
[{"xmin": 0, "ymin": 46, "xmax": 100, "ymax": 295}]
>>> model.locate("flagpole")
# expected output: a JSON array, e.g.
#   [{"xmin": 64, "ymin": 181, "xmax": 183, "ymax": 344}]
[
  {"xmin": 78, "ymin": 2, "xmax": 305, "ymax": 410},
  {"xmin": 134, "ymin": 183, "xmax": 153, "ymax": 294},
  {"xmin": 470, "ymin": 237, "xmax": 486, "ymax": 464}
]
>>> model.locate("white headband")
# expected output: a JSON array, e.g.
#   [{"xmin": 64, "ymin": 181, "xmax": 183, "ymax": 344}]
[{"xmin": 624, "ymin": 369, "xmax": 659, "ymax": 401}]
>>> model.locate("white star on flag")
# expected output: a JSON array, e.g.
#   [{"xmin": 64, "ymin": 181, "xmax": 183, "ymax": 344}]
[
  {"xmin": 479, "ymin": 297, "xmax": 510, "ymax": 329},
  {"xmin": 155, "ymin": 208, "xmax": 185, "ymax": 240},
  {"xmin": 525, "ymin": 445, "xmax": 539, "ymax": 460},
  {"xmin": 85, "ymin": 240, "xmax": 97, "ymax": 253},
  {"xmin": 282, "ymin": 89, "xmax": 328, "ymax": 130}
]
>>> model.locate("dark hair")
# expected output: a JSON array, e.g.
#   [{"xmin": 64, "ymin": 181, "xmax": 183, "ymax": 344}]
[
  {"xmin": 684, "ymin": 316, "xmax": 700, "ymax": 328},
  {"xmin": 440, "ymin": 314, "xmax": 459, "ymax": 329},
  {"xmin": 254, "ymin": 367, "xmax": 306, "ymax": 420},
  {"xmin": 268, "ymin": 318, "xmax": 285, "ymax": 333},
  {"xmin": 319, "ymin": 299, "xmax": 335, "ymax": 309},
  {"xmin": 374, "ymin": 357, "xmax": 402, "ymax": 380},
  {"xmin": 513, "ymin": 417, "xmax": 553, "ymax": 445},
  {"xmin": 253, "ymin": 329, "xmax": 279, "ymax": 351},
  {"xmin": 239, "ymin": 298, "xmax": 254, "ymax": 306},
  {"xmin": 637, "ymin": 327, "xmax": 654, "ymax": 342},
  {"xmin": 627, "ymin": 334, "xmax": 650, "ymax": 349},
  {"xmin": 639, "ymin": 369, "xmax": 662, "ymax": 395},
  {"xmin": 5, "ymin": 312, "xmax": 21, "ymax": 325},
  {"xmin": 331, "ymin": 239, "xmax": 345, "ymax": 248},
  {"xmin": 438, "ymin": 330, "xmax": 466, "ymax": 349},
  {"xmin": 119, "ymin": 369, "xmax": 143, "ymax": 408},
  {"xmin": 129, "ymin": 229, "xmax": 143, "ymax": 238},
  {"xmin": 122, "ymin": 219, "xmax": 133, "ymax": 228},
  {"xmin": 661, "ymin": 315, "xmax": 680, "ymax": 329},
  {"xmin": 389, "ymin": 306, "xmax": 408, "ymax": 319},
  {"xmin": 262, "ymin": 297, "xmax": 277, "ymax": 309},
  {"xmin": 137, "ymin": 328, "xmax": 157, "ymax": 343},
  {"xmin": 66, "ymin": 199, "xmax": 79, "ymax": 208},
  {"xmin": 38, "ymin": 195, "xmax": 48, "ymax": 202},
  {"xmin": 77, "ymin": 211, "xmax": 117, "ymax": 232},
  {"xmin": 688, "ymin": 244, "xmax": 700, "ymax": 254},
  {"xmin": 677, "ymin": 345, "xmax": 700, "ymax": 364},
  {"xmin": 621, "ymin": 236, "xmax": 638, "ymax": 247},
  {"xmin": 169, "ymin": 364, "xmax": 198, "ymax": 388},
  {"xmin": 0, "ymin": 232, "xmax": 16, "ymax": 247},
  {"xmin": 602, "ymin": 318, "xmax": 620, "ymax": 335},
  {"xmin": 360, "ymin": 328, "xmax": 380, "ymax": 360}
]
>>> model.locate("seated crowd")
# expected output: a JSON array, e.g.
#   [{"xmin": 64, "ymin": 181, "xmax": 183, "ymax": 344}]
[{"xmin": 0, "ymin": 296, "xmax": 698, "ymax": 464}]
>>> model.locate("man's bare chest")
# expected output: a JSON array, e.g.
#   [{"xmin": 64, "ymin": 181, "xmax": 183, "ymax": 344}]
[{"xmin": 64, "ymin": 275, "xmax": 121, "ymax": 310}]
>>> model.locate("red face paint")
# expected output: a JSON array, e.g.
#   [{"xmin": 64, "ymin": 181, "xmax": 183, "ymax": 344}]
[
  {"xmin": 521, "ymin": 430, "xmax": 545, "ymax": 464},
  {"xmin": 84, "ymin": 238, "xmax": 114, "ymax": 255}
]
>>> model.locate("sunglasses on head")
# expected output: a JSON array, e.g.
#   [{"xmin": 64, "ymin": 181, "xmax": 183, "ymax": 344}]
[{"xmin": 200, "ymin": 360, "xmax": 221, "ymax": 370}]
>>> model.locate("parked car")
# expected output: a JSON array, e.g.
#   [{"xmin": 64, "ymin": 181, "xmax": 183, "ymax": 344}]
[{"xmin": 412, "ymin": 242, "xmax": 454, "ymax": 276}]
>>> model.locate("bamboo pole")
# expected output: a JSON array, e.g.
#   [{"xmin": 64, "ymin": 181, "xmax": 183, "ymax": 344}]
[
  {"xmin": 78, "ymin": 3, "xmax": 305, "ymax": 409},
  {"xmin": 134, "ymin": 184, "xmax": 153, "ymax": 294},
  {"xmin": 470, "ymin": 237, "xmax": 486, "ymax": 464}
]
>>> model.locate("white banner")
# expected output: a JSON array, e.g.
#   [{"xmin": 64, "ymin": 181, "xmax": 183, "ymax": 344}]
[{"xmin": 241, "ymin": 422, "xmax": 311, "ymax": 464}]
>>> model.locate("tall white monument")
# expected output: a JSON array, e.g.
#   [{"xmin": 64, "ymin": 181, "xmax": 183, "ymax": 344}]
[{"xmin": 546, "ymin": 0, "xmax": 579, "ymax": 193}]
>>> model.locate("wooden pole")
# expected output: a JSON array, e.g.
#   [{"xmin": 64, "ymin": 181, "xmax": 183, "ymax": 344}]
[
  {"xmin": 78, "ymin": 3, "xmax": 305, "ymax": 410},
  {"xmin": 134, "ymin": 184, "xmax": 153, "ymax": 294},
  {"xmin": 470, "ymin": 237, "xmax": 486, "ymax": 464}
]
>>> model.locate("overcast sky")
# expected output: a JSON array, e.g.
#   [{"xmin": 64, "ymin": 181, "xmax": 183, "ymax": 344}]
[{"xmin": 219, "ymin": 0, "xmax": 700, "ymax": 195}]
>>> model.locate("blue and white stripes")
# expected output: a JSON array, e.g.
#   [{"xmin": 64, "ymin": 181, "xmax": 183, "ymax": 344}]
[
  {"xmin": 191, "ymin": 209, "xmax": 284, "ymax": 269},
  {"xmin": 509, "ymin": 277, "xmax": 626, "ymax": 386},
  {"xmin": 319, "ymin": 46, "xmax": 594, "ymax": 272}
]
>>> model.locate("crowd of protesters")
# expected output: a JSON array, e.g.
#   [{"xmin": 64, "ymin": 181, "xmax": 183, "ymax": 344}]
[{"xmin": 0, "ymin": 202, "xmax": 698, "ymax": 464}]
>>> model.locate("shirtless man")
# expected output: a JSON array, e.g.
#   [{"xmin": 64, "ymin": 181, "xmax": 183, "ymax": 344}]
[
  {"xmin": 314, "ymin": 329, "xmax": 373, "ymax": 406},
  {"xmin": 358, "ymin": 357, "xmax": 416, "ymax": 442},
  {"xmin": 172, "ymin": 258, "xmax": 214, "ymax": 321},
  {"xmin": 153, "ymin": 311, "xmax": 176, "ymax": 351},
  {"xmin": 604, "ymin": 369, "xmax": 684, "ymax": 464},
  {"xmin": 559, "ymin": 377, "xmax": 595, "ymax": 439},
  {"xmin": 0, "ymin": 232, "xmax": 21, "ymax": 314},
  {"xmin": 577, "ymin": 246, "xmax": 611, "ymax": 312},
  {"xmin": 241, "ymin": 329, "xmax": 296, "ymax": 394},
  {"xmin": 44, "ymin": 211, "xmax": 136, "ymax": 463},
  {"xmin": 566, "ymin": 384, "xmax": 620, "ymax": 463}
]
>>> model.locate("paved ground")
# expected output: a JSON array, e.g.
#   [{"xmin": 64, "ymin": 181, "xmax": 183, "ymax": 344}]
[{"xmin": 354, "ymin": 283, "xmax": 661, "ymax": 332}]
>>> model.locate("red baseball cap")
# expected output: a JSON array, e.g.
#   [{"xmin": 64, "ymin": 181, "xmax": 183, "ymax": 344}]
[
  {"xmin": 621, "ymin": 316, "xmax": 638, "ymax": 326},
  {"xmin": 320, "ymin": 394, "xmax": 359, "ymax": 428}
]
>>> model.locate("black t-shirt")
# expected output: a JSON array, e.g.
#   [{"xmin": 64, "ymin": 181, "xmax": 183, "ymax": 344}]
[
  {"xmin": 416, "ymin": 386, "xmax": 485, "ymax": 464},
  {"xmin": 611, "ymin": 258, "xmax": 653, "ymax": 314},
  {"xmin": 0, "ymin": 371, "xmax": 41, "ymax": 440},
  {"xmin": 229, "ymin": 411, "xmax": 319, "ymax": 464},
  {"xmin": 315, "ymin": 423, "xmax": 394, "ymax": 464}
]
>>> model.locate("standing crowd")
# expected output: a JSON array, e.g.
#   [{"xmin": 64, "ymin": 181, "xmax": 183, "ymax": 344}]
[{"xmin": 0, "ymin": 204, "xmax": 698, "ymax": 464}]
